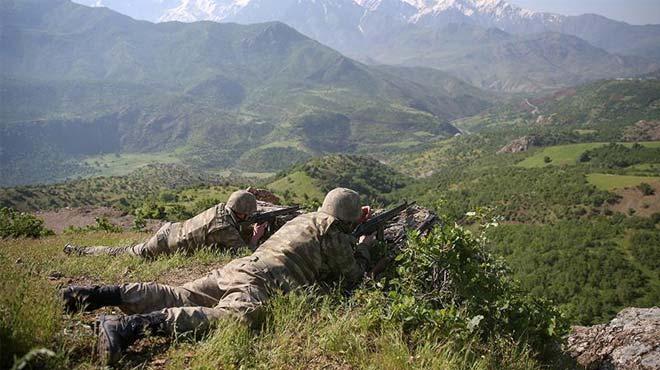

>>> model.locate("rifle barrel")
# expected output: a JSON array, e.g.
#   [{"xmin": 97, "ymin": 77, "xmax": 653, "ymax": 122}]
[
  {"xmin": 352, "ymin": 201, "xmax": 414, "ymax": 238},
  {"xmin": 242, "ymin": 205, "xmax": 300, "ymax": 225}
]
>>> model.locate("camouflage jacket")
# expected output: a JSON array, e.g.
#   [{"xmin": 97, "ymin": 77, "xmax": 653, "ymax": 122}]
[
  {"xmin": 166, "ymin": 203, "xmax": 248, "ymax": 253},
  {"xmin": 251, "ymin": 211, "xmax": 370, "ymax": 292}
]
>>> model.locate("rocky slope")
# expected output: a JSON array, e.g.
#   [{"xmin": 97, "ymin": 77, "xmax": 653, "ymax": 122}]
[{"xmin": 567, "ymin": 307, "xmax": 660, "ymax": 370}]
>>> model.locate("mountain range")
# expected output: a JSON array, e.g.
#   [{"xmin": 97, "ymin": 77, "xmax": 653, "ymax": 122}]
[
  {"xmin": 0, "ymin": 0, "xmax": 493, "ymax": 186},
  {"xmin": 72, "ymin": 0, "xmax": 660, "ymax": 92}
]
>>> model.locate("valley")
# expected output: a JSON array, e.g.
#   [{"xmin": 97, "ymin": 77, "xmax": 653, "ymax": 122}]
[{"xmin": 1, "ymin": 1, "xmax": 659, "ymax": 369}]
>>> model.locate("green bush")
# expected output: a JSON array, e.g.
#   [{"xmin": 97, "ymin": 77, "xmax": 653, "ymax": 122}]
[
  {"xmin": 637, "ymin": 182, "xmax": 655, "ymax": 196},
  {"xmin": 363, "ymin": 223, "xmax": 567, "ymax": 356},
  {"xmin": 63, "ymin": 217, "xmax": 122, "ymax": 234},
  {"xmin": 0, "ymin": 208, "xmax": 53, "ymax": 238}
]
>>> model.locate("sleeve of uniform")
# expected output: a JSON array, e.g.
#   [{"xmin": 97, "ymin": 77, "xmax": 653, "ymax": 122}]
[
  {"xmin": 218, "ymin": 223, "xmax": 249, "ymax": 251},
  {"xmin": 320, "ymin": 228, "xmax": 370, "ymax": 286}
]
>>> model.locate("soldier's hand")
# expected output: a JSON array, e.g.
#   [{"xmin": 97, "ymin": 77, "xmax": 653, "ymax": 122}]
[
  {"xmin": 252, "ymin": 222, "xmax": 268, "ymax": 241},
  {"xmin": 359, "ymin": 234, "xmax": 376, "ymax": 247},
  {"xmin": 358, "ymin": 206, "xmax": 371, "ymax": 224}
]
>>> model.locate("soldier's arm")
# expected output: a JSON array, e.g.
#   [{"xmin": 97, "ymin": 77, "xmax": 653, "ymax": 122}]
[
  {"xmin": 221, "ymin": 224, "xmax": 250, "ymax": 251},
  {"xmin": 320, "ymin": 227, "xmax": 371, "ymax": 286}
]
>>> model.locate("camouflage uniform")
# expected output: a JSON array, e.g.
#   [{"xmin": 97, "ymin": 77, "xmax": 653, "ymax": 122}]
[
  {"xmin": 69, "ymin": 204, "xmax": 248, "ymax": 258},
  {"xmin": 115, "ymin": 211, "xmax": 369, "ymax": 333}
]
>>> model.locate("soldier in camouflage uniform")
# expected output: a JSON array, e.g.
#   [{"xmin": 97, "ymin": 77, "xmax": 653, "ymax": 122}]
[
  {"xmin": 60, "ymin": 188, "xmax": 374, "ymax": 365},
  {"xmin": 62, "ymin": 190, "xmax": 268, "ymax": 258}
]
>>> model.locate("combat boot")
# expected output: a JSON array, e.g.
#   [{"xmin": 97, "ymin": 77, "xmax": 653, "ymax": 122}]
[
  {"xmin": 64, "ymin": 243, "xmax": 129, "ymax": 256},
  {"xmin": 61, "ymin": 285, "xmax": 122, "ymax": 313},
  {"xmin": 63, "ymin": 243, "xmax": 85, "ymax": 255},
  {"xmin": 96, "ymin": 312, "xmax": 168, "ymax": 365}
]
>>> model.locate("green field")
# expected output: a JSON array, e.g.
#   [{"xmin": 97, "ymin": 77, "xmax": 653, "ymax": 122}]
[
  {"xmin": 82, "ymin": 152, "xmax": 182, "ymax": 177},
  {"xmin": 587, "ymin": 173, "xmax": 660, "ymax": 190},
  {"xmin": 518, "ymin": 142, "xmax": 660, "ymax": 168}
]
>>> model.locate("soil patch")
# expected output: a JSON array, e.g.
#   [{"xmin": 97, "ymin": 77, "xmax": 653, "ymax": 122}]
[
  {"xmin": 34, "ymin": 206, "xmax": 165, "ymax": 234},
  {"xmin": 609, "ymin": 180, "xmax": 660, "ymax": 217}
]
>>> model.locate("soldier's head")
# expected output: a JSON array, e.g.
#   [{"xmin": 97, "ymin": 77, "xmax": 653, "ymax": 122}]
[
  {"xmin": 320, "ymin": 188, "xmax": 363, "ymax": 224},
  {"xmin": 227, "ymin": 190, "xmax": 257, "ymax": 220}
]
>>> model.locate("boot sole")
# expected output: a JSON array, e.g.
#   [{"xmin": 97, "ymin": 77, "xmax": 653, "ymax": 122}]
[{"xmin": 96, "ymin": 315, "xmax": 122, "ymax": 366}]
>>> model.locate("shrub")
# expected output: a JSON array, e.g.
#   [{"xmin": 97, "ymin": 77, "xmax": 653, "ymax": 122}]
[
  {"xmin": 63, "ymin": 217, "xmax": 122, "ymax": 234},
  {"xmin": 0, "ymin": 208, "xmax": 54, "ymax": 238},
  {"xmin": 637, "ymin": 182, "xmax": 655, "ymax": 196},
  {"xmin": 362, "ymin": 222, "xmax": 567, "ymax": 356}
]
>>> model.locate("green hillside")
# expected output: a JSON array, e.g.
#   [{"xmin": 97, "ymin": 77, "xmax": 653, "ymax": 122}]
[
  {"xmin": 456, "ymin": 78, "xmax": 660, "ymax": 136},
  {"xmin": 267, "ymin": 155, "xmax": 411, "ymax": 206},
  {"xmin": 0, "ymin": 0, "xmax": 499, "ymax": 186},
  {"xmin": 389, "ymin": 131, "xmax": 660, "ymax": 326}
]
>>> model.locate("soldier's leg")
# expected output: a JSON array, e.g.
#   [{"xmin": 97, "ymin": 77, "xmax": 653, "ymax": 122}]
[
  {"xmin": 163, "ymin": 258, "xmax": 271, "ymax": 333},
  {"xmin": 63, "ymin": 243, "xmax": 137, "ymax": 257},
  {"xmin": 62, "ymin": 266, "xmax": 228, "ymax": 314},
  {"xmin": 62, "ymin": 222, "xmax": 175, "ymax": 258},
  {"xmin": 161, "ymin": 287, "xmax": 267, "ymax": 334},
  {"xmin": 118, "ymin": 267, "xmax": 227, "ymax": 314},
  {"xmin": 97, "ymin": 293, "xmax": 262, "ymax": 365}
]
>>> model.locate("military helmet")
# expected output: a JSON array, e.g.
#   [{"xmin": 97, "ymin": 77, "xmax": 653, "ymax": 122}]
[
  {"xmin": 226, "ymin": 190, "xmax": 257, "ymax": 215},
  {"xmin": 320, "ymin": 188, "xmax": 361, "ymax": 222}
]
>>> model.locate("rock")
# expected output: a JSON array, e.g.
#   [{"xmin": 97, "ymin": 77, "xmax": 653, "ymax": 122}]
[
  {"xmin": 623, "ymin": 120, "xmax": 660, "ymax": 142},
  {"xmin": 383, "ymin": 205, "xmax": 436, "ymax": 245},
  {"xmin": 497, "ymin": 136, "xmax": 538, "ymax": 154},
  {"xmin": 247, "ymin": 187, "xmax": 281, "ymax": 205},
  {"xmin": 566, "ymin": 307, "xmax": 660, "ymax": 370}
]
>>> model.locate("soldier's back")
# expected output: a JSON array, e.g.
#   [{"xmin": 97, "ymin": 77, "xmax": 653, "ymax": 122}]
[{"xmin": 252, "ymin": 212, "xmax": 335, "ymax": 291}]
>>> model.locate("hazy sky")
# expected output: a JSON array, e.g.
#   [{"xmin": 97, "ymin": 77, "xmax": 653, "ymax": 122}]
[{"xmin": 512, "ymin": 0, "xmax": 660, "ymax": 25}]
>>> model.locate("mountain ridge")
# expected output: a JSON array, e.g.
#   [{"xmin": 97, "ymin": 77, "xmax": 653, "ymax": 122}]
[
  {"xmin": 73, "ymin": 0, "xmax": 659, "ymax": 92},
  {"xmin": 1, "ymin": 0, "xmax": 493, "ymax": 186},
  {"xmin": 75, "ymin": 0, "xmax": 660, "ymax": 61}
]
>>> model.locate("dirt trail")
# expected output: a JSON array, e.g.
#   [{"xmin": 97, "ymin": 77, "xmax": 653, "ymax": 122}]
[{"xmin": 524, "ymin": 98, "xmax": 540, "ymax": 115}]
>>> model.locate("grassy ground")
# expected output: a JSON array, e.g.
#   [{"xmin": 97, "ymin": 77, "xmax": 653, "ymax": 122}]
[
  {"xmin": 0, "ymin": 231, "xmax": 558, "ymax": 370},
  {"xmin": 586, "ymin": 173, "xmax": 660, "ymax": 190},
  {"xmin": 517, "ymin": 141, "xmax": 660, "ymax": 168}
]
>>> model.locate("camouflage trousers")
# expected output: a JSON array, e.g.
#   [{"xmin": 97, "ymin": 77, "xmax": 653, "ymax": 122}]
[
  {"xmin": 69, "ymin": 206, "xmax": 244, "ymax": 258},
  {"xmin": 72, "ymin": 221, "xmax": 179, "ymax": 258},
  {"xmin": 117, "ymin": 256, "xmax": 271, "ymax": 333}
]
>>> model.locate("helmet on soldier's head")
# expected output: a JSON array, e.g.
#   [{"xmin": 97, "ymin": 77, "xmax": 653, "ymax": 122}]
[
  {"xmin": 320, "ymin": 188, "xmax": 361, "ymax": 222},
  {"xmin": 227, "ymin": 190, "xmax": 257, "ymax": 215}
]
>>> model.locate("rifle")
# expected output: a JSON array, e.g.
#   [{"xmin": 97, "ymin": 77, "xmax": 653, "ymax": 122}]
[
  {"xmin": 353, "ymin": 201, "xmax": 415, "ymax": 241},
  {"xmin": 393, "ymin": 213, "xmax": 437, "ymax": 244},
  {"xmin": 370, "ymin": 213, "xmax": 437, "ymax": 278},
  {"xmin": 240, "ymin": 205, "xmax": 300, "ymax": 227}
]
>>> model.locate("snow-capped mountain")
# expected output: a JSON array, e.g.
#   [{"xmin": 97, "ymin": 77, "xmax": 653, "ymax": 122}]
[
  {"xmin": 70, "ymin": 0, "xmax": 659, "ymax": 92},
  {"xmin": 160, "ymin": 0, "xmax": 562, "ymax": 29},
  {"xmin": 72, "ymin": 0, "xmax": 660, "ymax": 60},
  {"xmin": 160, "ymin": 0, "xmax": 250, "ymax": 22}
]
